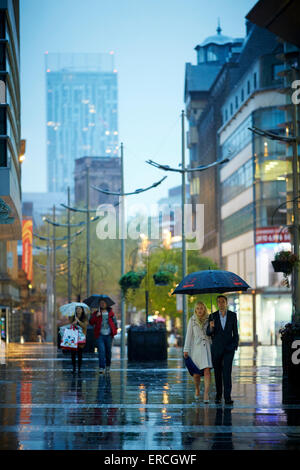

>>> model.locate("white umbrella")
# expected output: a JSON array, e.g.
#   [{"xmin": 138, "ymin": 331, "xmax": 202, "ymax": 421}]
[{"xmin": 59, "ymin": 302, "xmax": 90, "ymax": 317}]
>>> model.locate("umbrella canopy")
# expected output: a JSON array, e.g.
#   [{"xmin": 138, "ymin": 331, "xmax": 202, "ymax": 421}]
[
  {"xmin": 83, "ymin": 295, "xmax": 115, "ymax": 309},
  {"xmin": 154, "ymin": 316, "xmax": 166, "ymax": 323},
  {"xmin": 59, "ymin": 302, "xmax": 90, "ymax": 317},
  {"xmin": 172, "ymin": 270, "xmax": 250, "ymax": 295}
]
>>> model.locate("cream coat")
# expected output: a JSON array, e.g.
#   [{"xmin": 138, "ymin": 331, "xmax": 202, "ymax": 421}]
[{"xmin": 184, "ymin": 315, "xmax": 213, "ymax": 371}]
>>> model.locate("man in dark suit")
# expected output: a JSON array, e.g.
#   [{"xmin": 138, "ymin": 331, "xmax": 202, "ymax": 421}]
[{"xmin": 206, "ymin": 295, "xmax": 239, "ymax": 405}]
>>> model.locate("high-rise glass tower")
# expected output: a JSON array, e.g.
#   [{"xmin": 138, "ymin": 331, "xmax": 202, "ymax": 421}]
[{"xmin": 45, "ymin": 53, "xmax": 118, "ymax": 194}]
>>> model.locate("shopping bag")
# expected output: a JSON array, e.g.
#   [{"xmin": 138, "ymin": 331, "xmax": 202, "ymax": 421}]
[
  {"xmin": 60, "ymin": 326, "xmax": 79, "ymax": 351},
  {"xmin": 77, "ymin": 325, "xmax": 86, "ymax": 345}
]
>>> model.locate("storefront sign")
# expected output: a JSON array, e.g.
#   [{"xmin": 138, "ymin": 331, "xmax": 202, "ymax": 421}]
[
  {"xmin": 22, "ymin": 219, "xmax": 33, "ymax": 282},
  {"xmin": 256, "ymin": 227, "xmax": 290, "ymax": 244}
]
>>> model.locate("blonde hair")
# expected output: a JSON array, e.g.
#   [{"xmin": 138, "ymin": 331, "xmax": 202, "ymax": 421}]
[{"xmin": 194, "ymin": 301, "xmax": 209, "ymax": 326}]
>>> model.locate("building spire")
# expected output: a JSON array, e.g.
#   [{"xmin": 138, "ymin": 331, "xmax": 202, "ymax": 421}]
[{"xmin": 217, "ymin": 18, "xmax": 222, "ymax": 35}]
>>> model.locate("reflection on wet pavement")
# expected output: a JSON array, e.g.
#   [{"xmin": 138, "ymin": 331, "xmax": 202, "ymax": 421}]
[{"xmin": 0, "ymin": 344, "xmax": 299, "ymax": 450}]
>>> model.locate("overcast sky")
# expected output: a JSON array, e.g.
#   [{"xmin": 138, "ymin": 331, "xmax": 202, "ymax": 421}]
[{"xmin": 20, "ymin": 0, "xmax": 256, "ymax": 209}]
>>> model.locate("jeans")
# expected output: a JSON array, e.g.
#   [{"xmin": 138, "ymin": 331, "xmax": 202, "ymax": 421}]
[{"xmin": 96, "ymin": 334, "xmax": 113, "ymax": 369}]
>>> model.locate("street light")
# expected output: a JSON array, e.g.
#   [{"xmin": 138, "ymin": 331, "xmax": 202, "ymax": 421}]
[
  {"xmin": 146, "ymin": 110, "xmax": 230, "ymax": 342},
  {"xmin": 91, "ymin": 144, "xmax": 168, "ymax": 360}
]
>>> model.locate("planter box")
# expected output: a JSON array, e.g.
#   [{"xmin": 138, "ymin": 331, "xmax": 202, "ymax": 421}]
[
  {"xmin": 272, "ymin": 260, "xmax": 293, "ymax": 274},
  {"xmin": 127, "ymin": 327, "xmax": 168, "ymax": 361}
]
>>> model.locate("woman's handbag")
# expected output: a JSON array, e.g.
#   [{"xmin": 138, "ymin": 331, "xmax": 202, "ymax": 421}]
[{"xmin": 60, "ymin": 326, "xmax": 79, "ymax": 351}]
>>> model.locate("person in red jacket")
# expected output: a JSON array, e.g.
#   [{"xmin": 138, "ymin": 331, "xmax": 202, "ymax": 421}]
[{"xmin": 89, "ymin": 299, "xmax": 118, "ymax": 374}]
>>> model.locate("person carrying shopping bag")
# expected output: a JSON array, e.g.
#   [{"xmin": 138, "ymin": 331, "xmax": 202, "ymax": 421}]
[
  {"xmin": 183, "ymin": 301, "xmax": 213, "ymax": 403},
  {"xmin": 69, "ymin": 306, "xmax": 88, "ymax": 375},
  {"xmin": 89, "ymin": 299, "xmax": 118, "ymax": 374}
]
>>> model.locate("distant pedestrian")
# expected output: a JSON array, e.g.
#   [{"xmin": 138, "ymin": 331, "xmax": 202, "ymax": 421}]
[
  {"xmin": 206, "ymin": 295, "xmax": 239, "ymax": 405},
  {"xmin": 69, "ymin": 306, "xmax": 88, "ymax": 375},
  {"xmin": 89, "ymin": 299, "xmax": 118, "ymax": 374},
  {"xmin": 183, "ymin": 301, "xmax": 212, "ymax": 403},
  {"xmin": 36, "ymin": 325, "xmax": 42, "ymax": 343}
]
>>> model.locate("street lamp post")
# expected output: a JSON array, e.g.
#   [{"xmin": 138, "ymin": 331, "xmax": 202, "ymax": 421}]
[
  {"xmin": 181, "ymin": 110, "xmax": 188, "ymax": 341},
  {"xmin": 120, "ymin": 142, "xmax": 126, "ymax": 358},
  {"xmin": 91, "ymin": 149, "xmax": 167, "ymax": 359},
  {"xmin": 146, "ymin": 110, "xmax": 230, "ymax": 342}
]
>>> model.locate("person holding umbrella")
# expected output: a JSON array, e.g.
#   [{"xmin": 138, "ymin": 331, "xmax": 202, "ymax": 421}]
[
  {"xmin": 206, "ymin": 295, "xmax": 239, "ymax": 405},
  {"xmin": 183, "ymin": 301, "xmax": 212, "ymax": 402},
  {"xmin": 59, "ymin": 302, "xmax": 90, "ymax": 374},
  {"xmin": 69, "ymin": 306, "xmax": 89, "ymax": 375},
  {"xmin": 172, "ymin": 269, "xmax": 248, "ymax": 405},
  {"xmin": 89, "ymin": 298, "xmax": 118, "ymax": 374}
]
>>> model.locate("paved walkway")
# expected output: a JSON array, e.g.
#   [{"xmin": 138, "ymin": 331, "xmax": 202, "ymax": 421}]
[{"xmin": 0, "ymin": 343, "xmax": 299, "ymax": 450}]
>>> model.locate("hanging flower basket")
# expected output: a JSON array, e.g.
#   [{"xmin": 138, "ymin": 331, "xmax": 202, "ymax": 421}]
[
  {"xmin": 272, "ymin": 251, "xmax": 299, "ymax": 274},
  {"xmin": 271, "ymin": 260, "xmax": 293, "ymax": 275},
  {"xmin": 119, "ymin": 270, "xmax": 146, "ymax": 295},
  {"xmin": 153, "ymin": 270, "xmax": 172, "ymax": 286},
  {"xmin": 272, "ymin": 251, "xmax": 299, "ymax": 287}
]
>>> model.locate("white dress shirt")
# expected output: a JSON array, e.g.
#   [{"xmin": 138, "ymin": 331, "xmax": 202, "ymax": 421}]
[{"xmin": 219, "ymin": 310, "xmax": 227, "ymax": 330}]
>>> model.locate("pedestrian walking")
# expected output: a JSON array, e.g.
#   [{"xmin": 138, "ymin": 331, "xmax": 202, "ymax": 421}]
[
  {"xmin": 89, "ymin": 299, "xmax": 118, "ymax": 374},
  {"xmin": 206, "ymin": 295, "xmax": 239, "ymax": 405},
  {"xmin": 69, "ymin": 306, "xmax": 88, "ymax": 375},
  {"xmin": 183, "ymin": 301, "xmax": 213, "ymax": 403},
  {"xmin": 36, "ymin": 325, "xmax": 42, "ymax": 343}
]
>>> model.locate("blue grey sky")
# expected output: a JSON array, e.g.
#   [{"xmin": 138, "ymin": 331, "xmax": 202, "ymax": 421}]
[{"xmin": 20, "ymin": 0, "xmax": 256, "ymax": 208}]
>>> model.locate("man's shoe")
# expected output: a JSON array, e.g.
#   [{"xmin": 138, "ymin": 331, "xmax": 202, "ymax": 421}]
[
  {"xmin": 225, "ymin": 399, "xmax": 234, "ymax": 405},
  {"xmin": 99, "ymin": 368, "xmax": 105, "ymax": 374},
  {"xmin": 215, "ymin": 396, "xmax": 222, "ymax": 404}
]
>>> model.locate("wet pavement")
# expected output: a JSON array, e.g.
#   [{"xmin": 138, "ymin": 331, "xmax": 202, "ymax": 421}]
[{"xmin": 0, "ymin": 342, "xmax": 299, "ymax": 450}]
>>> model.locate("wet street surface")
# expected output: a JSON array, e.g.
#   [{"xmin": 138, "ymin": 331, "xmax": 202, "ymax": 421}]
[{"xmin": 0, "ymin": 343, "xmax": 299, "ymax": 450}]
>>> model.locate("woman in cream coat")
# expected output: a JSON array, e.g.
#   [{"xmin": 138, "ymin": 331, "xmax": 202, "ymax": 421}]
[{"xmin": 183, "ymin": 301, "xmax": 213, "ymax": 402}]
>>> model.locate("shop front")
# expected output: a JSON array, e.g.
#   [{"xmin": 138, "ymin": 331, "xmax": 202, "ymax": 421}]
[{"xmin": 256, "ymin": 292, "xmax": 292, "ymax": 345}]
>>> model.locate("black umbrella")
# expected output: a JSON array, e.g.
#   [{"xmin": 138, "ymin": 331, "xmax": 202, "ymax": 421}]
[
  {"xmin": 83, "ymin": 295, "xmax": 115, "ymax": 309},
  {"xmin": 172, "ymin": 270, "xmax": 250, "ymax": 295}
]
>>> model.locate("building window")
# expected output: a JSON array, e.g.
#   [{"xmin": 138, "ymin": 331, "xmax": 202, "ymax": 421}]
[
  {"xmin": 235, "ymin": 96, "xmax": 238, "ymax": 109},
  {"xmin": 225, "ymin": 109, "xmax": 228, "ymax": 121},
  {"xmin": 247, "ymin": 80, "xmax": 250, "ymax": 94},
  {"xmin": 0, "ymin": 140, "xmax": 7, "ymax": 166},
  {"xmin": 221, "ymin": 114, "xmax": 252, "ymax": 160},
  {"xmin": 241, "ymin": 88, "xmax": 244, "ymax": 102},
  {"xmin": 230, "ymin": 103, "xmax": 233, "ymax": 116},
  {"xmin": 221, "ymin": 203, "xmax": 254, "ymax": 242},
  {"xmin": 222, "ymin": 159, "xmax": 253, "ymax": 204},
  {"xmin": 272, "ymin": 63, "xmax": 285, "ymax": 80},
  {"xmin": 253, "ymin": 72, "xmax": 257, "ymax": 89},
  {"xmin": 207, "ymin": 46, "xmax": 218, "ymax": 62}
]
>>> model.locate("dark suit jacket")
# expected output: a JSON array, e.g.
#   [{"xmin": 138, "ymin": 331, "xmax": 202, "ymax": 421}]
[{"xmin": 206, "ymin": 310, "xmax": 239, "ymax": 355}]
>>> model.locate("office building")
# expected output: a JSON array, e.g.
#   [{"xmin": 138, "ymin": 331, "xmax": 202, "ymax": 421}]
[
  {"xmin": 0, "ymin": 0, "xmax": 22, "ymax": 342},
  {"xmin": 184, "ymin": 21, "xmax": 297, "ymax": 345},
  {"xmin": 74, "ymin": 156, "xmax": 121, "ymax": 209},
  {"xmin": 184, "ymin": 24, "xmax": 243, "ymax": 262},
  {"xmin": 46, "ymin": 53, "xmax": 118, "ymax": 195}
]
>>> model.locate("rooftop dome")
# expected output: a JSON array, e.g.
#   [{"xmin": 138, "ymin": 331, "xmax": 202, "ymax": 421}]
[{"xmin": 200, "ymin": 23, "xmax": 234, "ymax": 47}]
